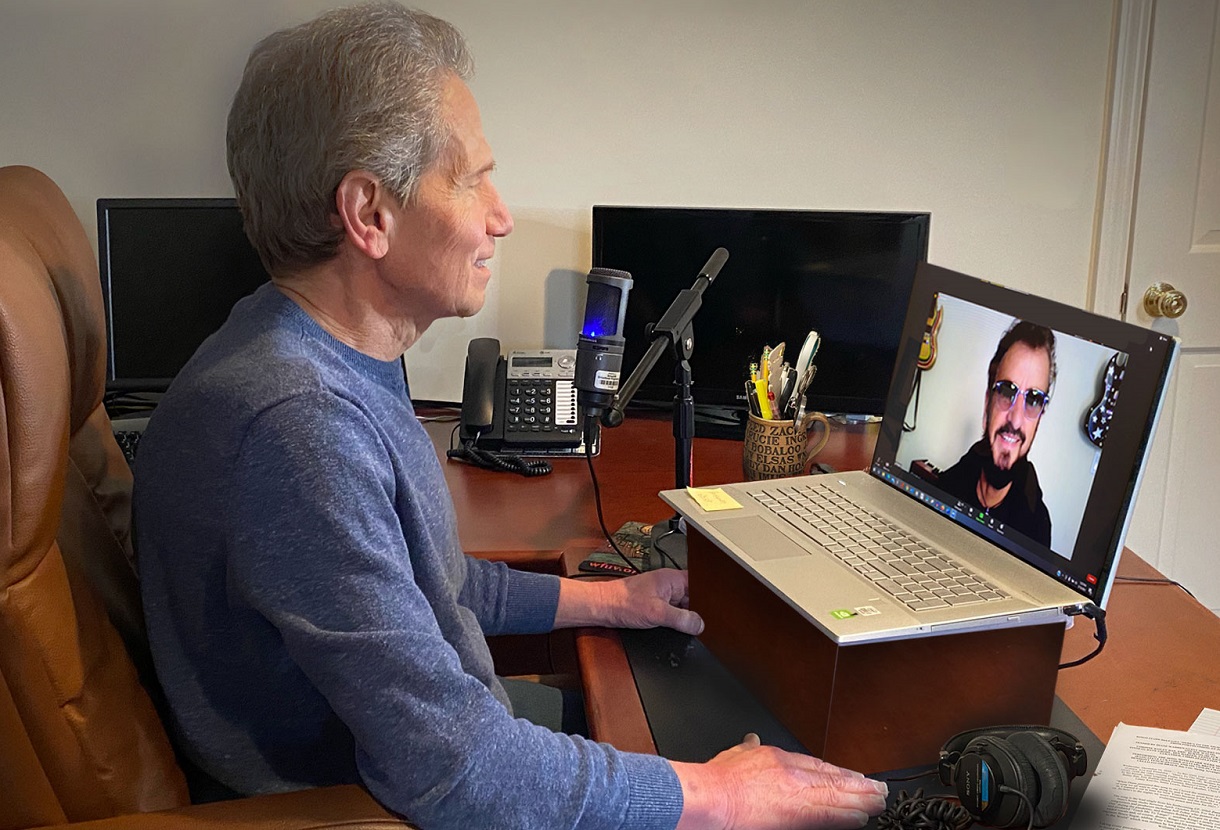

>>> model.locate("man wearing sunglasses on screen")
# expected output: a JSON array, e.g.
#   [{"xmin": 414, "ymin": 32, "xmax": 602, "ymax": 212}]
[{"xmin": 937, "ymin": 321, "xmax": 1055, "ymax": 547}]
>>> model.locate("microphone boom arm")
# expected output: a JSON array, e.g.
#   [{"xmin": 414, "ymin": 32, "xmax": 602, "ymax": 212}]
[{"xmin": 602, "ymin": 248, "xmax": 727, "ymax": 428}]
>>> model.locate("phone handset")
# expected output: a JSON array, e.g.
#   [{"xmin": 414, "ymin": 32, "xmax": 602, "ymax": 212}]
[
  {"xmin": 458, "ymin": 337, "xmax": 501, "ymax": 441},
  {"xmin": 451, "ymin": 338, "xmax": 552, "ymax": 476}
]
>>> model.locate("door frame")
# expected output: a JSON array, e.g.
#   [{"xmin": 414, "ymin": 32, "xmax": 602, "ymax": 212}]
[{"xmin": 1090, "ymin": 0, "xmax": 1155, "ymax": 322}]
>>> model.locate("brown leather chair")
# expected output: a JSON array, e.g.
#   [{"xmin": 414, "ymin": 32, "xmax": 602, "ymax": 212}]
[{"xmin": 0, "ymin": 165, "xmax": 409, "ymax": 830}]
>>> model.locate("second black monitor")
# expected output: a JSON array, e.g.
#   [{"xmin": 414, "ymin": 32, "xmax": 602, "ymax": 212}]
[
  {"xmin": 98, "ymin": 198, "xmax": 270, "ymax": 392},
  {"xmin": 592, "ymin": 205, "xmax": 930, "ymax": 431}
]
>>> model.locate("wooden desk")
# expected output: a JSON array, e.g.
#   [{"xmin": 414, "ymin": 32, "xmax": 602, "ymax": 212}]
[
  {"xmin": 425, "ymin": 410, "xmax": 876, "ymax": 555},
  {"xmin": 426, "ymin": 409, "xmax": 1220, "ymax": 755}
]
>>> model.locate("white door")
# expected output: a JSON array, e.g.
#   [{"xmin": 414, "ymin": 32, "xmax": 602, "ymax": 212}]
[{"xmin": 1096, "ymin": 0, "xmax": 1220, "ymax": 613}]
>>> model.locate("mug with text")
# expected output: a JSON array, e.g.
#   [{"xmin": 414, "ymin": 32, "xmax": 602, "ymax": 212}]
[{"xmin": 743, "ymin": 412, "xmax": 832, "ymax": 481}]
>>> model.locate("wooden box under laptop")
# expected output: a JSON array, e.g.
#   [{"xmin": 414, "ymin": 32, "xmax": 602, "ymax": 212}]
[{"xmin": 687, "ymin": 528, "xmax": 1064, "ymax": 773}]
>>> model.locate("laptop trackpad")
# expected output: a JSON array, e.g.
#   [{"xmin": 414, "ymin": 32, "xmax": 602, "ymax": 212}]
[{"xmin": 707, "ymin": 516, "xmax": 811, "ymax": 562}]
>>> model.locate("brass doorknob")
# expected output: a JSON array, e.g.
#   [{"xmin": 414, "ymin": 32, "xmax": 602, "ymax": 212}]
[{"xmin": 1143, "ymin": 282, "xmax": 1188, "ymax": 318}]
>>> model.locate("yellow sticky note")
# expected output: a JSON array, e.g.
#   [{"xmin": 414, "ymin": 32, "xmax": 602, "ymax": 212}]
[{"xmin": 685, "ymin": 487, "xmax": 742, "ymax": 512}]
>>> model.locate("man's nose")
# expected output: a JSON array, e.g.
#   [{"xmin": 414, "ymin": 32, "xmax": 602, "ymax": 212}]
[{"xmin": 488, "ymin": 185, "xmax": 513, "ymax": 238}]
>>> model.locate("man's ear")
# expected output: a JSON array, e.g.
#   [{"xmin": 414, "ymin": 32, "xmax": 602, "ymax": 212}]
[{"xmin": 335, "ymin": 170, "xmax": 392, "ymax": 260}]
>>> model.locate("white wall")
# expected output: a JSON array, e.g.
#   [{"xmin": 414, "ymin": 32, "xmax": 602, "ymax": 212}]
[{"xmin": 0, "ymin": 0, "xmax": 1114, "ymax": 403}]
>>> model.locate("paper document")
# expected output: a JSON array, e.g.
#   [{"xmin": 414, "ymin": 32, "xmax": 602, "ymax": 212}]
[
  {"xmin": 1071, "ymin": 722, "xmax": 1220, "ymax": 829},
  {"xmin": 1190, "ymin": 708, "xmax": 1220, "ymax": 737}
]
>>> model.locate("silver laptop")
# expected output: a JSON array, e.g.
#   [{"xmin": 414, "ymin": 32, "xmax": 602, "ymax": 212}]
[{"xmin": 662, "ymin": 262, "xmax": 1179, "ymax": 644}]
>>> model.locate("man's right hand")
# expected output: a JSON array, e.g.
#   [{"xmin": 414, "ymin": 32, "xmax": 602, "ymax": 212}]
[{"xmin": 671, "ymin": 734, "xmax": 888, "ymax": 829}]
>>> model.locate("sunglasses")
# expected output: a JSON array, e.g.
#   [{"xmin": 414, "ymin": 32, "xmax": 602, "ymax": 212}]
[{"xmin": 991, "ymin": 380, "xmax": 1050, "ymax": 417}]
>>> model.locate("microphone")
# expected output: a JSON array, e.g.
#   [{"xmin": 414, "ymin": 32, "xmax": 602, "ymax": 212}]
[{"xmin": 575, "ymin": 268, "xmax": 633, "ymax": 423}]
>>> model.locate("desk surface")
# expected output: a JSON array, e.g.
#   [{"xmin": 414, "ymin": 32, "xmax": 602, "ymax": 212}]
[
  {"xmin": 425, "ymin": 409, "xmax": 1220, "ymax": 755},
  {"xmin": 425, "ymin": 411, "xmax": 877, "ymax": 554}
]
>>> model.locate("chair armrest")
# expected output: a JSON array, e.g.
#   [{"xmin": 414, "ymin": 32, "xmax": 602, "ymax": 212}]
[{"xmin": 28, "ymin": 785, "xmax": 414, "ymax": 830}]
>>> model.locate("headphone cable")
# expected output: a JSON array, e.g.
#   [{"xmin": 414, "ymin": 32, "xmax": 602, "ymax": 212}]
[
  {"xmin": 876, "ymin": 788, "xmax": 972, "ymax": 830},
  {"xmin": 998, "ymin": 785, "xmax": 1037, "ymax": 830}
]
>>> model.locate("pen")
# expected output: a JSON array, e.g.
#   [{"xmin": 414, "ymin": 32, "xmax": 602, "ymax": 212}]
[
  {"xmin": 777, "ymin": 365, "xmax": 796, "ymax": 413},
  {"xmin": 745, "ymin": 381, "xmax": 762, "ymax": 417},
  {"xmin": 755, "ymin": 378, "xmax": 773, "ymax": 419}
]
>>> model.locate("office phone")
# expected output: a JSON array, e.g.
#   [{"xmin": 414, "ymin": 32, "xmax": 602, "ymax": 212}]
[{"xmin": 457, "ymin": 338, "xmax": 588, "ymax": 454}]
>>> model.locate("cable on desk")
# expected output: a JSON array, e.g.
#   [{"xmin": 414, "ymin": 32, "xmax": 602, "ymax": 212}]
[
  {"xmin": 876, "ymin": 788, "xmax": 973, "ymax": 830},
  {"xmin": 583, "ymin": 441, "xmax": 642, "ymax": 574},
  {"xmin": 1058, "ymin": 603, "xmax": 1107, "ymax": 670},
  {"xmin": 651, "ymin": 525, "xmax": 684, "ymax": 570},
  {"xmin": 444, "ymin": 424, "xmax": 553, "ymax": 477},
  {"xmin": 1116, "ymin": 575, "xmax": 1197, "ymax": 600}
]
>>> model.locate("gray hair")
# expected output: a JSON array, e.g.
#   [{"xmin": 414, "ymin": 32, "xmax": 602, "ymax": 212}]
[{"xmin": 226, "ymin": 2, "xmax": 473, "ymax": 276}]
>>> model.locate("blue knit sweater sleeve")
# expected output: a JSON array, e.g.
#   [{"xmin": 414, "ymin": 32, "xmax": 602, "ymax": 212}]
[
  {"xmin": 225, "ymin": 391, "xmax": 682, "ymax": 830},
  {"xmin": 459, "ymin": 552, "xmax": 559, "ymax": 636}
]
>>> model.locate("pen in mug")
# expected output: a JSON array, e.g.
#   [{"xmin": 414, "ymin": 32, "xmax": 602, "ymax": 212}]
[{"xmin": 745, "ymin": 381, "xmax": 762, "ymax": 417}]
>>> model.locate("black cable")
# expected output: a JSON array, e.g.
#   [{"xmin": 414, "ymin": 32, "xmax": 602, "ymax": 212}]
[
  {"xmin": 446, "ymin": 441, "xmax": 551, "ymax": 477},
  {"xmin": 876, "ymin": 788, "xmax": 973, "ymax": 830},
  {"xmin": 651, "ymin": 526, "xmax": 684, "ymax": 570},
  {"xmin": 1116, "ymin": 575, "xmax": 1197, "ymax": 600},
  {"xmin": 882, "ymin": 770, "xmax": 940, "ymax": 784},
  {"xmin": 583, "ymin": 439, "xmax": 642, "ymax": 574},
  {"xmin": 103, "ymin": 390, "xmax": 160, "ymax": 418},
  {"xmin": 1059, "ymin": 603, "xmax": 1107, "ymax": 669},
  {"xmin": 998, "ymin": 785, "xmax": 1036, "ymax": 830},
  {"xmin": 903, "ymin": 372, "xmax": 922, "ymax": 433}
]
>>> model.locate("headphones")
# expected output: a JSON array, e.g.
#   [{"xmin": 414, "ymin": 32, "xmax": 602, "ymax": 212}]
[{"xmin": 937, "ymin": 726, "xmax": 1087, "ymax": 828}]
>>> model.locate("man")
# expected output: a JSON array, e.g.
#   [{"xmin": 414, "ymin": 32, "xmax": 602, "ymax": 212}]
[
  {"xmin": 937, "ymin": 321, "xmax": 1055, "ymax": 546},
  {"xmin": 134, "ymin": 4, "xmax": 887, "ymax": 829}
]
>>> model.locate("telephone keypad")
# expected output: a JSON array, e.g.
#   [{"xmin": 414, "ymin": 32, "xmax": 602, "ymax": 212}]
[{"xmin": 502, "ymin": 366, "xmax": 580, "ymax": 446}]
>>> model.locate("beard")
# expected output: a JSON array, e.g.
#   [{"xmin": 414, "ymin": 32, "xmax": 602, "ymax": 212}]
[
  {"xmin": 982, "ymin": 452, "xmax": 1020, "ymax": 489},
  {"xmin": 982, "ymin": 426, "xmax": 1029, "ymax": 489}
]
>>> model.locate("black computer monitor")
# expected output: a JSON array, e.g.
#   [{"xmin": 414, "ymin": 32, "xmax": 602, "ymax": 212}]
[
  {"xmin": 591, "ymin": 206, "xmax": 931, "ymax": 435},
  {"xmin": 97, "ymin": 198, "xmax": 270, "ymax": 392}
]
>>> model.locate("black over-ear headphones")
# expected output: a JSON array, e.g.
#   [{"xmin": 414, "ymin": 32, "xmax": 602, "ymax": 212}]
[{"xmin": 938, "ymin": 726, "xmax": 1087, "ymax": 828}]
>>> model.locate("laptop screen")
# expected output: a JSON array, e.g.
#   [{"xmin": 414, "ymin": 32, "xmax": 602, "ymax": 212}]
[{"xmin": 871, "ymin": 263, "xmax": 1177, "ymax": 608}]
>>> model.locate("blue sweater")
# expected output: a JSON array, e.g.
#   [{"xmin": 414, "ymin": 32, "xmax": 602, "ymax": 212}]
[{"xmin": 134, "ymin": 284, "xmax": 682, "ymax": 829}]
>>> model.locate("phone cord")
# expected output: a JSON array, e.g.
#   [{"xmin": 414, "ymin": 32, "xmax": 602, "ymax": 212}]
[{"xmin": 447, "ymin": 441, "xmax": 552, "ymax": 477}]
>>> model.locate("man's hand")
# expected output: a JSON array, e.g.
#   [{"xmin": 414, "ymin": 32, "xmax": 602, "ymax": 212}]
[
  {"xmin": 672, "ymin": 734, "xmax": 889, "ymax": 829},
  {"xmin": 554, "ymin": 567, "xmax": 703, "ymax": 635}
]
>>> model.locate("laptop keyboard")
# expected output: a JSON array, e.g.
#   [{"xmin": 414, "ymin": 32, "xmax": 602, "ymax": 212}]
[{"xmin": 751, "ymin": 481, "xmax": 1008, "ymax": 612}]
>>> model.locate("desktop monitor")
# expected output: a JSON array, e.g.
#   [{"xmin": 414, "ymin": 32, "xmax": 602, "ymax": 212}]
[
  {"xmin": 591, "ymin": 206, "xmax": 931, "ymax": 437},
  {"xmin": 97, "ymin": 198, "xmax": 270, "ymax": 392}
]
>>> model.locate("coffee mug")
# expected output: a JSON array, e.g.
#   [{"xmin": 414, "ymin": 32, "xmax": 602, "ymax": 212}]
[{"xmin": 743, "ymin": 412, "xmax": 832, "ymax": 481}]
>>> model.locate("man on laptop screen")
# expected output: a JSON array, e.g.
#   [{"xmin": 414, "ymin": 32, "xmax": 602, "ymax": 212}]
[{"xmin": 936, "ymin": 321, "xmax": 1056, "ymax": 546}]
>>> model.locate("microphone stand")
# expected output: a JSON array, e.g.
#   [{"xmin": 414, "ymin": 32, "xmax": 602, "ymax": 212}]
[{"xmin": 601, "ymin": 248, "xmax": 728, "ymax": 570}]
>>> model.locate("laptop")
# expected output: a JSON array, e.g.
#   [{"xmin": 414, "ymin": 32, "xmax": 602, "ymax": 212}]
[{"xmin": 661, "ymin": 262, "xmax": 1178, "ymax": 644}]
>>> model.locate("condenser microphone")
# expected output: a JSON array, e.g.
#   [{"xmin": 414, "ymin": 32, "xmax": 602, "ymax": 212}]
[{"xmin": 575, "ymin": 268, "xmax": 633, "ymax": 422}]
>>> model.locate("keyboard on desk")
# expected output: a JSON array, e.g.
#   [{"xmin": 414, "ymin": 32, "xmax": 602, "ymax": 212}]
[{"xmin": 752, "ymin": 481, "xmax": 1008, "ymax": 612}]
